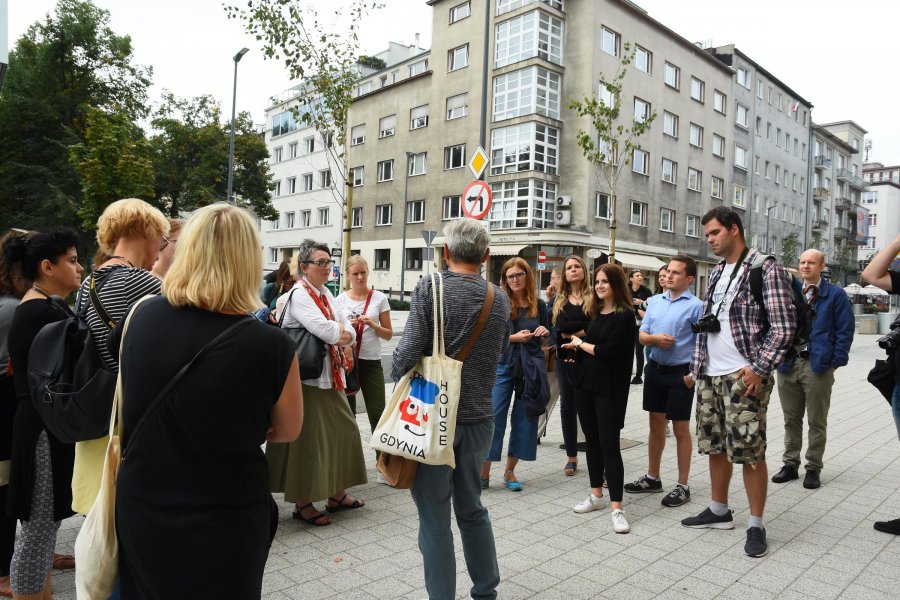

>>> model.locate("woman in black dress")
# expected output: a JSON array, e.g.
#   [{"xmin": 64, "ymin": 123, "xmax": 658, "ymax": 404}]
[
  {"xmin": 115, "ymin": 204, "xmax": 302, "ymax": 599},
  {"xmin": 562, "ymin": 263, "xmax": 636, "ymax": 534}
]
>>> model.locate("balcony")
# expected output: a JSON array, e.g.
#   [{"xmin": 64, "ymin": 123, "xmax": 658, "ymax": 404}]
[
  {"xmin": 833, "ymin": 225, "xmax": 848, "ymax": 240},
  {"xmin": 835, "ymin": 168, "xmax": 851, "ymax": 182},
  {"xmin": 848, "ymin": 173, "xmax": 870, "ymax": 191},
  {"xmin": 813, "ymin": 187, "xmax": 830, "ymax": 200},
  {"xmin": 811, "ymin": 218, "xmax": 827, "ymax": 233},
  {"xmin": 814, "ymin": 155, "xmax": 831, "ymax": 170},
  {"xmin": 834, "ymin": 196, "xmax": 852, "ymax": 211}
]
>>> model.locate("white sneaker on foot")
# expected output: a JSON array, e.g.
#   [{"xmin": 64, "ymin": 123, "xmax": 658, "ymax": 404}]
[
  {"xmin": 573, "ymin": 493, "xmax": 605, "ymax": 513},
  {"xmin": 611, "ymin": 509, "xmax": 630, "ymax": 533}
]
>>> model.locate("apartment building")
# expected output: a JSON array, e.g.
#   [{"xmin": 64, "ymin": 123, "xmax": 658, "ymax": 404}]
[{"xmin": 861, "ymin": 162, "xmax": 900, "ymax": 261}]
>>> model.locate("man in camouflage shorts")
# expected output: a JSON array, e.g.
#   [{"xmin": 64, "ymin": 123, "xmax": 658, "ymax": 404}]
[{"xmin": 681, "ymin": 207, "xmax": 796, "ymax": 558}]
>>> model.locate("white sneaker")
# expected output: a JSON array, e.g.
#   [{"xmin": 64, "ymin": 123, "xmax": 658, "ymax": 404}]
[
  {"xmin": 666, "ymin": 422, "xmax": 672, "ymax": 437},
  {"xmin": 573, "ymin": 493, "xmax": 605, "ymax": 513},
  {"xmin": 611, "ymin": 509, "xmax": 630, "ymax": 533}
]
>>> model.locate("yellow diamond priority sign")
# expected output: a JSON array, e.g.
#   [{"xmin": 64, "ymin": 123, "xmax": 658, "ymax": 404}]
[{"xmin": 468, "ymin": 145, "xmax": 488, "ymax": 179}]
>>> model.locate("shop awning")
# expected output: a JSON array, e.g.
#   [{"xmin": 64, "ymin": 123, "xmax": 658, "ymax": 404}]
[
  {"xmin": 489, "ymin": 244, "xmax": 528, "ymax": 257},
  {"xmin": 613, "ymin": 251, "xmax": 667, "ymax": 271}
]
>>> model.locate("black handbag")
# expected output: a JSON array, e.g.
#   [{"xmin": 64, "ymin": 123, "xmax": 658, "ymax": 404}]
[
  {"xmin": 867, "ymin": 351, "xmax": 896, "ymax": 405},
  {"xmin": 277, "ymin": 289, "xmax": 326, "ymax": 380}
]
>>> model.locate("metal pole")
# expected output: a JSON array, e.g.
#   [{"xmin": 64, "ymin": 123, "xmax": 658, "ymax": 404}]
[
  {"xmin": 400, "ymin": 152, "xmax": 413, "ymax": 301},
  {"xmin": 227, "ymin": 48, "xmax": 249, "ymax": 204}
]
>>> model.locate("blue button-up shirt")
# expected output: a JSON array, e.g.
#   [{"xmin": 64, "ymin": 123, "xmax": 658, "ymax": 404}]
[{"xmin": 640, "ymin": 290, "xmax": 704, "ymax": 366}]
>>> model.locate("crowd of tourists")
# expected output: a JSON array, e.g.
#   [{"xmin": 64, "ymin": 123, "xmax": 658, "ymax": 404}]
[{"xmin": 0, "ymin": 200, "xmax": 897, "ymax": 600}]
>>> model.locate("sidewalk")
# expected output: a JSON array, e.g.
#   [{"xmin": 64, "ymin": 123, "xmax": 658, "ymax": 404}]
[{"xmin": 50, "ymin": 335, "xmax": 899, "ymax": 599}]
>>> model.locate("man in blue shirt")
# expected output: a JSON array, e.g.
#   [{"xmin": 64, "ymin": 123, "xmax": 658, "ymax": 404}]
[{"xmin": 625, "ymin": 255, "xmax": 704, "ymax": 506}]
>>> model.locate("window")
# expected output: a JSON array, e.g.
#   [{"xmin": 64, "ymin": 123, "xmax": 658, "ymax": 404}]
[
  {"xmin": 663, "ymin": 111, "xmax": 678, "ymax": 138},
  {"xmin": 285, "ymin": 212, "xmax": 295, "ymax": 228},
  {"xmin": 630, "ymin": 201, "xmax": 647, "ymax": 226},
  {"xmin": 444, "ymin": 144, "xmax": 466, "ymax": 169},
  {"xmin": 442, "ymin": 195, "xmax": 462, "ymax": 220},
  {"xmin": 661, "ymin": 158, "xmax": 677, "ymax": 184},
  {"xmin": 714, "ymin": 90, "xmax": 726, "ymax": 114},
  {"xmin": 450, "ymin": 1, "xmax": 471, "ymax": 22},
  {"xmin": 377, "ymin": 159, "xmax": 394, "ymax": 182},
  {"xmin": 711, "ymin": 176, "xmax": 724, "ymax": 199},
  {"xmin": 320, "ymin": 169, "xmax": 331, "ymax": 188},
  {"xmin": 690, "ymin": 77, "xmax": 704, "ymax": 103},
  {"xmin": 753, "ymin": 193, "xmax": 759, "ymax": 213},
  {"xmin": 405, "ymin": 248, "xmax": 423, "ymax": 270},
  {"xmin": 410, "ymin": 105, "xmax": 429, "ymax": 129},
  {"xmin": 304, "ymin": 136, "xmax": 315, "ymax": 154},
  {"xmin": 379, "ymin": 114, "xmax": 396, "ymax": 138},
  {"xmin": 269, "ymin": 247, "xmax": 279, "ymax": 263},
  {"xmin": 764, "ymin": 160, "xmax": 770, "ymax": 178},
  {"xmin": 317, "ymin": 207, "xmax": 329, "ymax": 226},
  {"xmin": 287, "ymin": 177, "xmax": 297, "ymax": 194},
  {"xmin": 689, "ymin": 123, "xmax": 703, "ymax": 148},
  {"xmin": 686, "ymin": 214, "xmax": 699, "ymax": 237},
  {"xmin": 408, "ymin": 152, "xmax": 427, "ymax": 176},
  {"xmin": 406, "ymin": 199, "xmax": 425, "ymax": 223},
  {"xmin": 600, "ymin": 26, "xmax": 620, "ymax": 57},
  {"xmin": 299, "ymin": 210, "xmax": 311, "ymax": 227},
  {"xmin": 408, "ymin": 59, "xmax": 428, "ymax": 77},
  {"xmin": 350, "ymin": 166, "xmax": 364, "ymax": 187},
  {"xmin": 273, "ymin": 147, "xmax": 282, "ymax": 162},
  {"xmin": 712, "ymin": 134, "xmax": 725, "ymax": 158},
  {"xmin": 599, "ymin": 84, "xmax": 615, "ymax": 108},
  {"xmin": 447, "ymin": 93, "xmax": 468, "ymax": 119},
  {"xmin": 493, "ymin": 66, "xmax": 562, "ymax": 120},
  {"xmin": 357, "ymin": 81, "xmax": 371, "ymax": 96},
  {"xmin": 687, "ymin": 168, "xmax": 701, "ymax": 191},
  {"xmin": 632, "ymin": 149, "xmax": 649, "ymax": 175},
  {"xmin": 489, "ymin": 179, "xmax": 556, "ymax": 229},
  {"xmin": 754, "ymin": 156, "xmax": 760, "ymax": 175},
  {"xmin": 351, "ymin": 124, "xmax": 366, "ymax": 146},
  {"xmin": 775, "ymin": 165, "xmax": 781, "ymax": 184},
  {"xmin": 736, "ymin": 67, "xmax": 750, "ymax": 89},
  {"xmin": 869, "ymin": 213, "xmax": 878, "ymax": 226},
  {"xmin": 775, "ymin": 127, "xmax": 782, "ymax": 147},
  {"xmin": 734, "ymin": 144, "xmax": 748, "ymax": 169},
  {"xmin": 375, "ymin": 204, "xmax": 392, "ymax": 226},
  {"xmin": 288, "ymin": 142, "xmax": 297, "ymax": 158},
  {"xmin": 660, "ymin": 208, "xmax": 674, "ymax": 232},
  {"xmin": 595, "ymin": 192, "xmax": 612, "ymax": 219},
  {"xmin": 664, "ymin": 62, "xmax": 680, "ymax": 89},
  {"xmin": 448, "ymin": 44, "xmax": 469, "ymax": 71},
  {"xmin": 490, "ymin": 122, "xmax": 558, "ymax": 175},
  {"xmin": 635, "ymin": 45, "xmax": 651, "ymax": 74},
  {"xmin": 374, "ymin": 249, "xmax": 390, "ymax": 270},
  {"xmin": 735, "ymin": 104, "xmax": 749, "ymax": 129},
  {"xmin": 273, "ymin": 180, "xmax": 281, "ymax": 197},
  {"xmin": 733, "ymin": 184, "xmax": 747, "ymax": 208},
  {"xmin": 351, "ymin": 207, "xmax": 363, "ymax": 228},
  {"xmin": 495, "ymin": 11, "xmax": 564, "ymax": 67},
  {"xmin": 756, "ymin": 80, "xmax": 764, "ymax": 99},
  {"xmin": 272, "ymin": 110, "xmax": 297, "ymax": 137},
  {"xmin": 302, "ymin": 173, "xmax": 313, "ymax": 192},
  {"xmin": 755, "ymin": 116, "xmax": 761, "ymax": 135},
  {"xmin": 634, "ymin": 97, "xmax": 650, "ymax": 123}
]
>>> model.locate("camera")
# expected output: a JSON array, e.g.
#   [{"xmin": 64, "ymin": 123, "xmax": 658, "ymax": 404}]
[
  {"xmin": 876, "ymin": 314, "xmax": 900, "ymax": 352},
  {"xmin": 691, "ymin": 313, "xmax": 721, "ymax": 334}
]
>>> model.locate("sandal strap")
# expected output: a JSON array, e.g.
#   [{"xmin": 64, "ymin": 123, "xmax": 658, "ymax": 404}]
[{"xmin": 328, "ymin": 493, "xmax": 348, "ymax": 505}]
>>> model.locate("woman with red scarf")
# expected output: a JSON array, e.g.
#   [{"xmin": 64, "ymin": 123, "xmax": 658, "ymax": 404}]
[{"xmin": 266, "ymin": 240, "xmax": 367, "ymax": 526}]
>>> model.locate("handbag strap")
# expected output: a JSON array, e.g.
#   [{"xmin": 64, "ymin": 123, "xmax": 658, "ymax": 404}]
[
  {"xmin": 456, "ymin": 280, "xmax": 495, "ymax": 362},
  {"xmin": 430, "ymin": 273, "xmax": 444, "ymax": 357},
  {"xmin": 353, "ymin": 289, "xmax": 374, "ymax": 361},
  {"xmin": 276, "ymin": 288, "xmax": 296, "ymax": 328},
  {"xmin": 88, "ymin": 274, "xmax": 117, "ymax": 330},
  {"xmin": 107, "ymin": 295, "xmax": 156, "ymax": 440}
]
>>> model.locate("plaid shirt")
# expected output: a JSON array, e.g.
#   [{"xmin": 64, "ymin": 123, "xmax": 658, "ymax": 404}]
[{"xmin": 690, "ymin": 248, "xmax": 796, "ymax": 380}]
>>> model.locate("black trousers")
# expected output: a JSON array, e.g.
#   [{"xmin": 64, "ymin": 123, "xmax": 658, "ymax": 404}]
[
  {"xmin": 556, "ymin": 357, "xmax": 580, "ymax": 457},
  {"xmin": 575, "ymin": 388, "xmax": 625, "ymax": 503},
  {"xmin": 633, "ymin": 328, "xmax": 645, "ymax": 377}
]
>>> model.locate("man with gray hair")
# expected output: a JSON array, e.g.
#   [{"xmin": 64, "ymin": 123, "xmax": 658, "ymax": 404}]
[
  {"xmin": 772, "ymin": 249, "xmax": 854, "ymax": 489},
  {"xmin": 392, "ymin": 218, "xmax": 509, "ymax": 600}
]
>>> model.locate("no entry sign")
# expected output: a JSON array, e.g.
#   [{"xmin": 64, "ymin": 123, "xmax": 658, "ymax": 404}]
[{"xmin": 462, "ymin": 180, "xmax": 492, "ymax": 220}]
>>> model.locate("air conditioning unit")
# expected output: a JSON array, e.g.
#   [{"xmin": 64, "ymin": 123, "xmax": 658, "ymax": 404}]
[
  {"xmin": 556, "ymin": 195, "xmax": 572, "ymax": 207},
  {"xmin": 555, "ymin": 210, "xmax": 572, "ymax": 226}
]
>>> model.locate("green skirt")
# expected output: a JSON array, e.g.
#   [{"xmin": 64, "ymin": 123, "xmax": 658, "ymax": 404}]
[{"xmin": 266, "ymin": 384, "xmax": 367, "ymax": 503}]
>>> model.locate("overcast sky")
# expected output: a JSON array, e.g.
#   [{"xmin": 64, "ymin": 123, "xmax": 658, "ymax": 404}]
[{"xmin": 7, "ymin": 0, "xmax": 897, "ymax": 162}]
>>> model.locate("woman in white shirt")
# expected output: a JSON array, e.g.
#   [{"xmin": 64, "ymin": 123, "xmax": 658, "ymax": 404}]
[
  {"xmin": 335, "ymin": 256, "xmax": 392, "ymax": 433},
  {"xmin": 266, "ymin": 240, "xmax": 367, "ymax": 527}
]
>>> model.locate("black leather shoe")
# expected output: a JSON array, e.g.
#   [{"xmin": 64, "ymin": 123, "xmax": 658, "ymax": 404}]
[
  {"xmin": 771, "ymin": 465, "xmax": 799, "ymax": 483},
  {"xmin": 803, "ymin": 470, "xmax": 821, "ymax": 489}
]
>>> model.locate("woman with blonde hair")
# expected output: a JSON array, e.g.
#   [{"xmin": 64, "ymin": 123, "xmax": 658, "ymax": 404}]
[
  {"xmin": 481, "ymin": 257, "xmax": 549, "ymax": 491},
  {"xmin": 551, "ymin": 255, "xmax": 592, "ymax": 476},
  {"xmin": 115, "ymin": 203, "xmax": 302, "ymax": 599}
]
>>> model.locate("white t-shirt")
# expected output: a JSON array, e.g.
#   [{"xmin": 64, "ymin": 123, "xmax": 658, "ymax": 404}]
[
  {"xmin": 706, "ymin": 262, "xmax": 749, "ymax": 376},
  {"xmin": 335, "ymin": 289, "xmax": 391, "ymax": 361}
]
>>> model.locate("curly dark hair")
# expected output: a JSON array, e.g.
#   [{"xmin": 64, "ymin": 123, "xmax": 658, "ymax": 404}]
[
  {"xmin": 0, "ymin": 230, "xmax": 29, "ymax": 297},
  {"xmin": 2, "ymin": 228, "xmax": 80, "ymax": 282}
]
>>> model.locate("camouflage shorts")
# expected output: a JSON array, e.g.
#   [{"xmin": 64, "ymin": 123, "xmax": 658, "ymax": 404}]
[{"xmin": 695, "ymin": 370, "xmax": 773, "ymax": 465}]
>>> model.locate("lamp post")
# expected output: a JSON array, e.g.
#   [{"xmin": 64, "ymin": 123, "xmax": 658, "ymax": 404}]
[
  {"xmin": 765, "ymin": 200, "xmax": 778, "ymax": 253},
  {"xmin": 227, "ymin": 47, "xmax": 250, "ymax": 205},
  {"xmin": 400, "ymin": 151, "xmax": 415, "ymax": 302}
]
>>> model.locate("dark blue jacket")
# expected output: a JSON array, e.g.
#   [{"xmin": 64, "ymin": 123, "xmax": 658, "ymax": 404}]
[{"xmin": 778, "ymin": 279, "xmax": 854, "ymax": 374}]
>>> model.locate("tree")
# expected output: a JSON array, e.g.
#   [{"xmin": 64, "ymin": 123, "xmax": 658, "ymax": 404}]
[
  {"xmin": 831, "ymin": 243, "xmax": 856, "ymax": 286},
  {"xmin": 568, "ymin": 43, "xmax": 656, "ymax": 261},
  {"xmin": 149, "ymin": 93, "xmax": 276, "ymax": 219},
  {"xmin": 780, "ymin": 231, "xmax": 801, "ymax": 268}
]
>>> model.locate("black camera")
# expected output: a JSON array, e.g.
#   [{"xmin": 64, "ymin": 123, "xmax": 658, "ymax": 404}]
[
  {"xmin": 877, "ymin": 314, "xmax": 900, "ymax": 352},
  {"xmin": 691, "ymin": 313, "xmax": 721, "ymax": 334}
]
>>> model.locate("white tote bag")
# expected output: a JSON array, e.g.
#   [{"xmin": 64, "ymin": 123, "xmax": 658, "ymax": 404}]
[{"xmin": 372, "ymin": 273, "xmax": 462, "ymax": 468}]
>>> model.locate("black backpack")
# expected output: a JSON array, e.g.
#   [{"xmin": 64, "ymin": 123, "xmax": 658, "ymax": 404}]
[
  {"xmin": 27, "ymin": 274, "xmax": 118, "ymax": 443},
  {"xmin": 748, "ymin": 254, "xmax": 815, "ymax": 360}
]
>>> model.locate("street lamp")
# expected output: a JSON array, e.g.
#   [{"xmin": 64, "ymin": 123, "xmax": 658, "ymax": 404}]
[
  {"xmin": 765, "ymin": 200, "xmax": 778, "ymax": 253},
  {"xmin": 227, "ymin": 47, "xmax": 250, "ymax": 205},
  {"xmin": 400, "ymin": 151, "xmax": 415, "ymax": 302}
]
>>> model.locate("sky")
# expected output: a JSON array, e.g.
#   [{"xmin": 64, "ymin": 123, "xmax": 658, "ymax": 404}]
[{"xmin": 6, "ymin": 0, "xmax": 898, "ymax": 162}]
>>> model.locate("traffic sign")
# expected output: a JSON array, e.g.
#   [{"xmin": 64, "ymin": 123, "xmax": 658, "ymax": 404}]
[
  {"xmin": 538, "ymin": 251, "xmax": 547, "ymax": 264},
  {"xmin": 422, "ymin": 230, "xmax": 436, "ymax": 245},
  {"xmin": 468, "ymin": 146, "xmax": 489, "ymax": 179},
  {"xmin": 462, "ymin": 180, "xmax": 493, "ymax": 220},
  {"xmin": 537, "ymin": 262, "xmax": 546, "ymax": 271}
]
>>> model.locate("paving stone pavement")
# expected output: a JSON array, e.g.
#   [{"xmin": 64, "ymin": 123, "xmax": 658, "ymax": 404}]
[{"xmin": 48, "ymin": 334, "xmax": 899, "ymax": 599}]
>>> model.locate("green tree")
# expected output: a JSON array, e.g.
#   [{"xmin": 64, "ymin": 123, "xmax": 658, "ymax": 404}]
[
  {"xmin": 831, "ymin": 243, "xmax": 856, "ymax": 286},
  {"xmin": 568, "ymin": 43, "xmax": 656, "ymax": 261},
  {"xmin": 780, "ymin": 231, "xmax": 801, "ymax": 268}
]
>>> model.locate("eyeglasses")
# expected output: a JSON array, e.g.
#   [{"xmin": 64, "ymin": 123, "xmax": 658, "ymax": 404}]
[
  {"xmin": 304, "ymin": 259, "xmax": 335, "ymax": 268},
  {"xmin": 160, "ymin": 237, "xmax": 174, "ymax": 251},
  {"xmin": 505, "ymin": 272, "xmax": 526, "ymax": 281}
]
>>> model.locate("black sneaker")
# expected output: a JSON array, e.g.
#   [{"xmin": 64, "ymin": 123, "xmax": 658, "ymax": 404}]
[
  {"xmin": 681, "ymin": 507, "xmax": 734, "ymax": 530},
  {"xmin": 661, "ymin": 485, "xmax": 691, "ymax": 507},
  {"xmin": 745, "ymin": 526, "xmax": 768, "ymax": 557},
  {"xmin": 771, "ymin": 465, "xmax": 799, "ymax": 483},
  {"xmin": 631, "ymin": 376, "xmax": 643, "ymax": 384},
  {"xmin": 624, "ymin": 475, "xmax": 663, "ymax": 494},
  {"xmin": 803, "ymin": 470, "xmax": 821, "ymax": 489}
]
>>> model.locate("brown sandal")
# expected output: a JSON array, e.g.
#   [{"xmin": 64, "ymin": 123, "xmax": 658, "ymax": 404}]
[
  {"xmin": 326, "ymin": 493, "xmax": 365, "ymax": 513},
  {"xmin": 292, "ymin": 503, "xmax": 332, "ymax": 526},
  {"xmin": 52, "ymin": 553, "xmax": 75, "ymax": 570}
]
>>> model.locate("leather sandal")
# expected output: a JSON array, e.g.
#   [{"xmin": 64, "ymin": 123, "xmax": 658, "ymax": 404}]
[
  {"xmin": 564, "ymin": 461, "xmax": 577, "ymax": 476},
  {"xmin": 52, "ymin": 553, "xmax": 75, "ymax": 570},
  {"xmin": 325, "ymin": 493, "xmax": 365, "ymax": 513},
  {"xmin": 292, "ymin": 503, "xmax": 332, "ymax": 526}
]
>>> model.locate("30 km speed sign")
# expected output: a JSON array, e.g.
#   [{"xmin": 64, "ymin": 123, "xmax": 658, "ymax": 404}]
[{"xmin": 462, "ymin": 180, "xmax": 493, "ymax": 220}]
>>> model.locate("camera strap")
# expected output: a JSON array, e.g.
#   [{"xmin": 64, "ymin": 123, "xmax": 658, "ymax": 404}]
[{"xmin": 706, "ymin": 247, "xmax": 750, "ymax": 319}]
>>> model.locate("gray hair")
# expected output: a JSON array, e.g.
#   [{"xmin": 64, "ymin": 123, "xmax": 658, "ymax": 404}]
[
  {"xmin": 294, "ymin": 239, "xmax": 330, "ymax": 276},
  {"xmin": 443, "ymin": 218, "xmax": 491, "ymax": 264}
]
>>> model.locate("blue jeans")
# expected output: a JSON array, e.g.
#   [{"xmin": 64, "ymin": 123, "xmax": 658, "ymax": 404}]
[
  {"xmin": 410, "ymin": 418, "xmax": 499, "ymax": 600},
  {"xmin": 487, "ymin": 363, "xmax": 538, "ymax": 462},
  {"xmin": 893, "ymin": 384, "xmax": 900, "ymax": 442}
]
